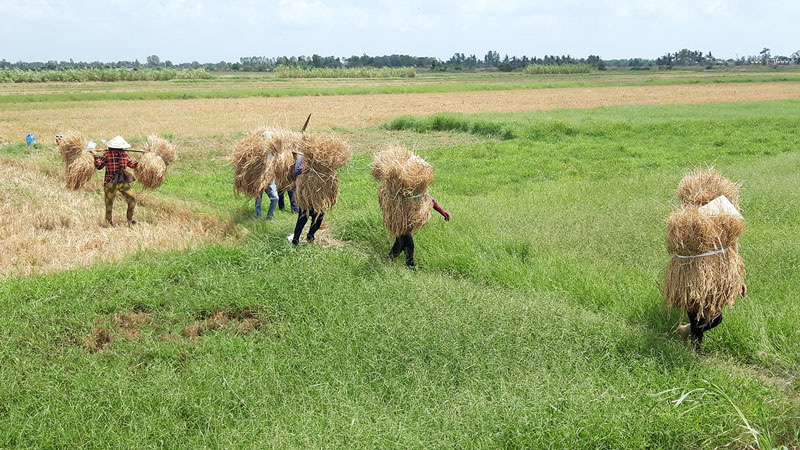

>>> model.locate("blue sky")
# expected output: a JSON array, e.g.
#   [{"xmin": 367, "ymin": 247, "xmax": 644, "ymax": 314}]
[{"xmin": 1, "ymin": 0, "xmax": 797, "ymax": 62}]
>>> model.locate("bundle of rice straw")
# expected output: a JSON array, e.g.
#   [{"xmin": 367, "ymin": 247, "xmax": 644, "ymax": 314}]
[
  {"xmin": 135, "ymin": 135, "xmax": 176, "ymax": 189},
  {"xmin": 144, "ymin": 134, "xmax": 178, "ymax": 165},
  {"xmin": 273, "ymin": 151, "xmax": 297, "ymax": 193},
  {"xmin": 294, "ymin": 134, "xmax": 352, "ymax": 213},
  {"xmin": 57, "ymin": 131, "xmax": 87, "ymax": 166},
  {"xmin": 663, "ymin": 203, "xmax": 746, "ymax": 319},
  {"xmin": 265, "ymin": 128, "xmax": 302, "ymax": 193},
  {"xmin": 677, "ymin": 168, "xmax": 741, "ymax": 209},
  {"xmin": 232, "ymin": 128, "xmax": 272, "ymax": 198},
  {"xmin": 372, "ymin": 146, "xmax": 435, "ymax": 238},
  {"xmin": 136, "ymin": 152, "xmax": 166, "ymax": 189},
  {"xmin": 65, "ymin": 151, "xmax": 95, "ymax": 191},
  {"xmin": 57, "ymin": 131, "xmax": 95, "ymax": 190}
]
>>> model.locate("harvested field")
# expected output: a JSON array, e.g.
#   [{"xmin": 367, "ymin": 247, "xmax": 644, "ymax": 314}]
[
  {"xmin": 3, "ymin": 82, "xmax": 800, "ymax": 140},
  {"xmin": 0, "ymin": 159, "xmax": 238, "ymax": 278}
]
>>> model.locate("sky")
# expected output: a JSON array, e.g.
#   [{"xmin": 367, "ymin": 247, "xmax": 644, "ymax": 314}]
[{"xmin": 1, "ymin": 0, "xmax": 798, "ymax": 63}]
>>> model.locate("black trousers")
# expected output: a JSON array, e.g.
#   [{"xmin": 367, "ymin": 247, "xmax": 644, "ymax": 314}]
[
  {"xmin": 390, "ymin": 233, "xmax": 415, "ymax": 266},
  {"xmin": 687, "ymin": 311, "xmax": 723, "ymax": 348},
  {"xmin": 292, "ymin": 209, "xmax": 324, "ymax": 244},
  {"xmin": 278, "ymin": 188, "xmax": 298, "ymax": 213}
]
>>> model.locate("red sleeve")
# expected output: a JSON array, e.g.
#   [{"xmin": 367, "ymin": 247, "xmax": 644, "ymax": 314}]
[
  {"xmin": 95, "ymin": 155, "xmax": 106, "ymax": 169},
  {"xmin": 126, "ymin": 153, "xmax": 137, "ymax": 169},
  {"xmin": 432, "ymin": 198, "xmax": 449, "ymax": 219}
]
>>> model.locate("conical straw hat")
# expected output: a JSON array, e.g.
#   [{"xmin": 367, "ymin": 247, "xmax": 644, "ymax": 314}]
[{"xmin": 106, "ymin": 135, "xmax": 131, "ymax": 149}]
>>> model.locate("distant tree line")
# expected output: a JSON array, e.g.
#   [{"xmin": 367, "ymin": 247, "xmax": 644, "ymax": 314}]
[{"xmin": 1, "ymin": 49, "xmax": 798, "ymax": 73}]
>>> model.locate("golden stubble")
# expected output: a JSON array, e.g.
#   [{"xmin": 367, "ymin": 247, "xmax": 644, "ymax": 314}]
[
  {"xmin": 0, "ymin": 159, "xmax": 238, "ymax": 279},
  {"xmin": 3, "ymin": 82, "xmax": 800, "ymax": 141}
]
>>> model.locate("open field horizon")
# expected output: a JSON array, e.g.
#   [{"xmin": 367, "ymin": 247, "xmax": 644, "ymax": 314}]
[{"xmin": 1, "ymin": 72, "xmax": 798, "ymax": 447}]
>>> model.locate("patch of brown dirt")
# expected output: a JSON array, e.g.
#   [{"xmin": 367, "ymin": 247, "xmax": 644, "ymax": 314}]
[
  {"xmin": 84, "ymin": 309, "xmax": 270, "ymax": 352},
  {"xmin": 183, "ymin": 309, "xmax": 268, "ymax": 338},
  {"xmin": 3, "ymin": 82, "xmax": 800, "ymax": 139},
  {"xmin": 0, "ymin": 160, "xmax": 243, "ymax": 279},
  {"xmin": 84, "ymin": 327, "xmax": 112, "ymax": 353}
]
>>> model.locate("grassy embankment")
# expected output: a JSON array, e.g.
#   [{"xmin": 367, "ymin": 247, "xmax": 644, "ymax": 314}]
[{"xmin": 1, "ymin": 100, "xmax": 799, "ymax": 447}]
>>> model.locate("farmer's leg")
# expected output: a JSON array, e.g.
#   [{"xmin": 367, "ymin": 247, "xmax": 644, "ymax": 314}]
[
  {"xmin": 254, "ymin": 191, "xmax": 263, "ymax": 217},
  {"xmin": 278, "ymin": 190, "xmax": 286, "ymax": 210},
  {"xmin": 706, "ymin": 314, "xmax": 723, "ymax": 331},
  {"xmin": 267, "ymin": 182, "xmax": 279, "ymax": 220},
  {"xmin": 117, "ymin": 183, "xmax": 136, "ymax": 223},
  {"xmin": 688, "ymin": 310, "xmax": 707, "ymax": 349},
  {"xmin": 402, "ymin": 233, "xmax": 415, "ymax": 267},
  {"xmin": 308, "ymin": 211, "xmax": 325, "ymax": 241},
  {"xmin": 288, "ymin": 188, "xmax": 299, "ymax": 214},
  {"xmin": 292, "ymin": 209, "xmax": 310, "ymax": 245},
  {"xmin": 103, "ymin": 183, "xmax": 117, "ymax": 225},
  {"xmin": 389, "ymin": 237, "xmax": 403, "ymax": 259}
]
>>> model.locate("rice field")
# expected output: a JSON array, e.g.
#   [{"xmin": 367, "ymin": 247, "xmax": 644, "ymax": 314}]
[
  {"xmin": 3, "ymin": 81, "xmax": 800, "ymax": 143},
  {"xmin": 0, "ymin": 73, "xmax": 799, "ymax": 448}
]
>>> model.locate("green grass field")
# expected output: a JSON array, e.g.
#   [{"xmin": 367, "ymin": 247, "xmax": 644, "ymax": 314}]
[{"xmin": 1, "ymin": 99, "xmax": 799, "ymax": 447}]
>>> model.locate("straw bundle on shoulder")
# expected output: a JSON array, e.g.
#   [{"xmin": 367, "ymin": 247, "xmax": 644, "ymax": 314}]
[
  {"xmin": 262, "ymin": 127, "xmax": 302, "ymax": 193},
  {"xmin": 57, "ymin": 131, "xmax": 87, "ymax": 166},
  {"xmin": 677, "ymin": 168, "xmax": 741, "ymax": 209},
  {"xmin": 232, "ymin": 128, "xmax": 272, "ymax": 198},
  {"xmin": 663, "ymin": 206, "xmax": 746, "ymax": 319},
  {"xmin": 273, "ymin": 150, "xmax": 296, "ymax": 193},
  {"xmin": 379, "ymin": 183, "xmax": 433, "ymax": 237},
  {"xmin": 371, "ymin": 145, "xmax": 411, "ymax": 180},
  {"xmin": 294, "ymin": 134, "xmax": 351, "ymax": 213},
  {"xmin": 299, "ymin": 134, "xmax": 352, "ymax": 172},
  {"xmin": 373, "ymin": 146, "xmax": 435, "ymax": 237},
  {"xmin": 65, "ymin": 151, "xmax": 95, "ymax": 191},
  {"xmin": 265, "ymin": 128, "xmax": 302, "ymax": 156},
  {"xmin": 665, "ymin": 206, "xmax": 744, "ymax": 255}
]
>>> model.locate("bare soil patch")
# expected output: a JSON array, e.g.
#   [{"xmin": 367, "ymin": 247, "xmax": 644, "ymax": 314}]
[
  {"xmin": 2, "ymin": 82, "xmax": 800, "ymax": 140},
  {"xmin": 83, "ymin": 309, "xmax": 269, "ymax": 352}
]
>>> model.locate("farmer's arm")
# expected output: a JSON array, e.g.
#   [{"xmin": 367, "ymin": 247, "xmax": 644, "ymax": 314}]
[
  {"xmin": 125, "ymin": 154, "xmax": 138, "ymax": 169},
  {"xmin": 430, "ymin": 196, "xmax": 450, "ymax": 221},
  {"xmin": 94, "ymin": 154, "xmax": 106, "ymax": 170}
]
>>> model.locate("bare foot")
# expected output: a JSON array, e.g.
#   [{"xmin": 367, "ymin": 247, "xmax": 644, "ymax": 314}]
[{"xmin": 676, "ymin": 324, "xmax": 691, "ymax": 343}]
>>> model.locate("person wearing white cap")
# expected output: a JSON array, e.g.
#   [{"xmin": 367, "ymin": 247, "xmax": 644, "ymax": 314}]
[{"xmin": 94, "ymin": 135, "xmax": 139, "ymax": 226}]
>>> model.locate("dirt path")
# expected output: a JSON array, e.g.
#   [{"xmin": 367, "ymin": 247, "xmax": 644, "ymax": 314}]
[{"xmin": 2, "ymin": 82, "xmax": 800, "ymax": 140}]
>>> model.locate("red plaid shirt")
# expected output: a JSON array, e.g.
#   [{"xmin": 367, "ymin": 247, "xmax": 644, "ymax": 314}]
[{"xmin": 95, "ymin": 150, "xmax": 137, "ymax": 185}]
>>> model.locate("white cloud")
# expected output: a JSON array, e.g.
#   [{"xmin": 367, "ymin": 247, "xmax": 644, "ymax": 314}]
[{"xmin": 278, "ymin": 0, "xmax": 333, "ymax": 25}]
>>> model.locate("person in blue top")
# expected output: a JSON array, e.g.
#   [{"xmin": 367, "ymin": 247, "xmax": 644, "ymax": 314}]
[
  {"xmin": 255, "ymin": 181, "xmax": 279, "ymax": 220},
  {"xmin": 286, "ymin": 154, "xmax": 324, "ymax": 244}
]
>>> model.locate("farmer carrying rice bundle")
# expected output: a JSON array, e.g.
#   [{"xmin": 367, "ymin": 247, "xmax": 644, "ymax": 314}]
[
  {"xmin": 371, "ymin": 146, "xmax": 450, "ymax": 268},
  {"xmin": 94, "ymin": 136, "xmax": 139, "ymax": 226},
  {"xmin": 664, "ymin": 169, "xmax": 747, "ymax": 350},
  {"xmin": 288, "ymin": 134, "xmax": 351, "ymax": 245}
]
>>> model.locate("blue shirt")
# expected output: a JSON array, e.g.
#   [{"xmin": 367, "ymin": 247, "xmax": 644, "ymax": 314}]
[{"xmin": 292, "ymin": 156, "xmax": 304, "ymax": 180}]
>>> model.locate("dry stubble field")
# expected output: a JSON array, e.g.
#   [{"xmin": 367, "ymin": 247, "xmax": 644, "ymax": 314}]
[{"xmin": 3, "ymin": 81, "xmax": 800, "ymax": 140}]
